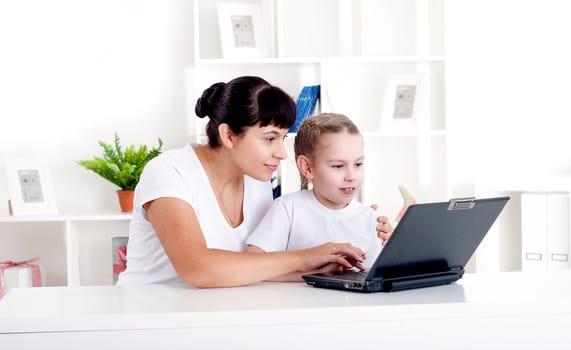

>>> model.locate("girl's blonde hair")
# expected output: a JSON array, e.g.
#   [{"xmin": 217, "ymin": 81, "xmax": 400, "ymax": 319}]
[{"xmin": 293, "ymin": 113, "xmax": 361, "ymax": 190}]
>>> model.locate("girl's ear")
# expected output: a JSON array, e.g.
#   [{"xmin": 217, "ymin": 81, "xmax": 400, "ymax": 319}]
[
  {"xmin": 218, "ymin": 123, "xmax": 236, "ymax": 149},
  {"xmin": 296, "ymin": 155, "xmax": 313, "ymax": 180}
]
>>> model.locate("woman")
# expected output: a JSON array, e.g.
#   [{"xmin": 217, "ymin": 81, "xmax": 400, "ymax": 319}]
[{"xmin": 118, "ymin": 76, "xmax": 391, "ymax": 287}]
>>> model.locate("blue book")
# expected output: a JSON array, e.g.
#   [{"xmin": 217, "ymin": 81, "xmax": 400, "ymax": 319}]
[
  {"xmin": 290, "ymin": 85, "xmax": 320, "ymax": 133},
  {"xmin": 271, "ymin": 171, "xmax": 281, "ymax": 199}
]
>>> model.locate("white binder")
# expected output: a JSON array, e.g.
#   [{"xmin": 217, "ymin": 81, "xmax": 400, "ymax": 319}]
[
  {"xmin": 547, "ymin": 194, "xmax": 570, "ymax": 270},
  {"xmin": 521, "ymin": 193, "xmax": 548, "ymax": 271}
]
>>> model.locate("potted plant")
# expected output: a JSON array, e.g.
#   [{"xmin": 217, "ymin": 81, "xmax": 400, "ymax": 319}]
[{"xmin": 78, "ymin": 134, "xmax": 163, "ymax": 212}]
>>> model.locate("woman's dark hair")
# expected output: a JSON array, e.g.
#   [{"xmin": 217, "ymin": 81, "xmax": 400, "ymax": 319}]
[{"xmin": 195, "ymin": 76, "xmax": 296, "ymax": 147}]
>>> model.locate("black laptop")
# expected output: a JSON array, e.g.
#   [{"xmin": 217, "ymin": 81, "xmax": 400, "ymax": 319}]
[{"xmin": 302, "ymin": 196, "xmax": 510, "ymax": 293}]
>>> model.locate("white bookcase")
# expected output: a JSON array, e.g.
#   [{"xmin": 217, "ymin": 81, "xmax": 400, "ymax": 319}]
[
  {"xmin": 186, "ymin": 0, "xmax": 448, "ymax": 222},
  {"xmin": 0, "ymin": 213, "xmax": 131, "ymax": 287}
]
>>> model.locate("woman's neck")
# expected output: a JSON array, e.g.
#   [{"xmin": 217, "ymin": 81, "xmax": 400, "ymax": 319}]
[
  {"xmin": 196, "ymin": 145, "xmax": 244, "ymax": 227},
  {"xmin": 196, "ymin": 145, "xmax": 241, "ymax": 184}
]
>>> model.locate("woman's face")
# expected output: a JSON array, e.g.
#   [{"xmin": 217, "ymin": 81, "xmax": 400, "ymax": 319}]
[{"xmin": 233, "ymin": 124, "xmax": 290, "ymax": 182}]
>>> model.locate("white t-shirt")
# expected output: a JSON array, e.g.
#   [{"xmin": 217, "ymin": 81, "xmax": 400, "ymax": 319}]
[
  {"xmin": 246, "ymin": 190, "xmax": 382, "ymax": 268},
  {"xmin": 117, "ymin": 144, "xmax": 273, "ymax": 285}
]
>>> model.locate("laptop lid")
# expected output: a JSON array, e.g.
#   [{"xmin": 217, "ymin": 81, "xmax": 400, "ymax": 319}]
[
  {"xmin": 366, "ymin": 196, "xmax": 510, "ymax": 281},
  {"xmin": 303, "ymin": 196, "xmax": 510, "ymax": 292}
]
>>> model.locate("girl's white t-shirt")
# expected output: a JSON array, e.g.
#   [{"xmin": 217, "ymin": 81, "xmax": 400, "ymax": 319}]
[
  {"xmin": 246, "ymin": 189, "xmax": 382, "ymax": 268},
  {"xmin": 117, "ymin": 144, "xmax": 273, "ymax": 285}
]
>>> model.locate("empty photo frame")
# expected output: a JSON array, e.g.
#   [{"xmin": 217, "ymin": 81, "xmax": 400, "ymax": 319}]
[
  {"xmin": 380, "ymin": 72, "xmax": 427, "ymax": 131},
  {"xmin": 4, "ymin": 158, "xmax": 58, "ymax": 216},
  {"xmin": 217, "ymin": 2, "xmax": 269, "ymax": 59}
]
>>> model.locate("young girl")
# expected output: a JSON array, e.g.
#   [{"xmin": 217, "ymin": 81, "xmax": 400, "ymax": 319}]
[{"xmin": 247, "ymin": 113, "xmax": 383, "ymax": 281}]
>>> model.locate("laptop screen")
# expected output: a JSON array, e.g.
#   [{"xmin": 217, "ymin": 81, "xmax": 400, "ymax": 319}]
[{"xmin": 366, "ymin": 197, "xmax": 510, "ymax": 280}]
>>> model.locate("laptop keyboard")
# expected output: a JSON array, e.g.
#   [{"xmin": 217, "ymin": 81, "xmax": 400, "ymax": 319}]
[{"xmin": 339, "ymin": 269, "xmax": 369, "ymax": 281}]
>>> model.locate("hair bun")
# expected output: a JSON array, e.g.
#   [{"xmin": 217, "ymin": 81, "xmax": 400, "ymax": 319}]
[{"xmin": 195, "ymin": 82, "xmax": 225, "ymax": 118}]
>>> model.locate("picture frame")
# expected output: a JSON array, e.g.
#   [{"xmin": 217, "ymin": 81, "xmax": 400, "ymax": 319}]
[
  {"xmin": 216, "ymin": 2, "xmax": 269, "ymax": 59},
  {"xmin": 380, "ymin": 72, "xmax": 427, "ymax": 130},
  {"xmin": 4, "ymin": 158, "xmax": 58, "ymax": 216}
]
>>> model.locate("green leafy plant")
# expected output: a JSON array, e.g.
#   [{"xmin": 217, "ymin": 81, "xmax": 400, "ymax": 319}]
[{"xmin": 78, "ymin": 134, "xmax": 163, "ymax": 190}]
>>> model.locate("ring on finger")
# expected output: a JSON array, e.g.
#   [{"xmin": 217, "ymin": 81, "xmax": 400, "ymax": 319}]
[{"xmin": 332, "ymin": 246, "xmax": 337, "ymax": 254}]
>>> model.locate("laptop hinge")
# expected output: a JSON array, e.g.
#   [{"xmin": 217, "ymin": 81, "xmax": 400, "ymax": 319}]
[
  {"xmin": 381, "ymin": 270, "xmax": 462, "ymax": 292},
  {"xmin": 448, "ymin": 197, "xmax": 476, "ymax": 210}
]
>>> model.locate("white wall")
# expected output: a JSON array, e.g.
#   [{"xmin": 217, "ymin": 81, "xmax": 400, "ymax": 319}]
[
  {"xmin": 6, "ymin": 0, "xmax": 570, "ymax": 213},
  {"xmin": 446, "ymin": 0, "xmax": 571, "ymax": 195},
  {"xmin": 0, "ymin": 0, "xmax": 193, "ymax": 213}
]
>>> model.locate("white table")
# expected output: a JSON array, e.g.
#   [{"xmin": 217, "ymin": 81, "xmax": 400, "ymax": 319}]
[{"xmin": 1, "ymin": 271, "xmax": 571, "ymax": 349}]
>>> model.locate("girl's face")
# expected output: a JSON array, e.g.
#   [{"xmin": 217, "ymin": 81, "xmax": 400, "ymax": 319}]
[
  {"xmin": 233, "ymin": 124, "xmax": 289, "ymax": 182},
  {"xmin": 309, "ymin": 132, "xmax": 364, "ymax": 209}
]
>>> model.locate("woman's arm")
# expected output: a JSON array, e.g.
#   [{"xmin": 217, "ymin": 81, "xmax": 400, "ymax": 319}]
[
  {"xmin": 246, "ymin": 245, "xmax": 304, "ymax": 282},
  {"xmin": 147, "ymin": 197, "xmax": 364, "ymax": 288},
  {"xmin": 246, "ymin": 245, "xmax": 364, "ymax": 282}
]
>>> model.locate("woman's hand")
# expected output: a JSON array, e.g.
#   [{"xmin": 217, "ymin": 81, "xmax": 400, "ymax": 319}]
[
  {"xmin": 303, "ymin": 261, "xmax": 361, "ymax": 276},
  {"xmin": 297, "ymin": 242, "xmax": 366, "ymax": 273}
]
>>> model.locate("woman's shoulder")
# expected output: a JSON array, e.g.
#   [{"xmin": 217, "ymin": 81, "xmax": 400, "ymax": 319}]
[
  {"xmin": 155, "ymin": 143, "xmax": 196, "ymax": 163},
  {"xmin": 141, "ymin": 144, "xmax": 204, "ymax": 185},
  {"xmin": 147, "ymin": 144, "xmax": 199, "ymax": 170},
  {"xmin": 136, "ymin": 145, "xmax": 207, "ymax": 205}
]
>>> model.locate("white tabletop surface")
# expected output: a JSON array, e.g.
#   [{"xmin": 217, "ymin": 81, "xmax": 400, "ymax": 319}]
[{"xmin": 2, "ymin": 271, "xmax": 571, "ymax": 334}]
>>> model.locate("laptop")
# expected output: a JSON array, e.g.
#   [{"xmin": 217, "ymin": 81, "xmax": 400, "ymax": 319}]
[{"xmin": 302, "ymin": 196, "xmax": 510, "ymax": 293}]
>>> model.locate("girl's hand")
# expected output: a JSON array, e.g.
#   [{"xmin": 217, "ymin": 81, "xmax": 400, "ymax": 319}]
[
  {"xmin": 370, "ymin": 204, "xmax": 394, "ymax": 246},
  {"xmin": 376, "ymin": 215, "xmax": 393, "ymax": 246}
]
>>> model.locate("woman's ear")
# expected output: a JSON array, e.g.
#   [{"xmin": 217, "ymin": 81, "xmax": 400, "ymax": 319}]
[
  {"xmin": 296, "ymin": 155, "xmax": 313, "ymax": 180},
  {"xmin": 218, "ymin": 123, "xmax": 236, "ymax": 149}
]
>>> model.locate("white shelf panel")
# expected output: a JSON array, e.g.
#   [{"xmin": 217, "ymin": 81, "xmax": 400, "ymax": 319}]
[
  {"xmin": 0, "ymin": 213, "xmax": 132, "ymax": 223},
  {"xmin": 364, "ymin": 130, "xmax": 447, "ymax": 137},
  {"xmin": 196, "ymin": 55, "xmax": 446, "ymax": 65}
]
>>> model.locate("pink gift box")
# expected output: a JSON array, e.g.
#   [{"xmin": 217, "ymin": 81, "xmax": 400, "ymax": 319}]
[
  {"xmin": 112, "ymin": 236, "xmax": 128, "ymax": 285},
  {"xmin": 0, "ymin": 258, "xmax": 45, "ymax": 299}
]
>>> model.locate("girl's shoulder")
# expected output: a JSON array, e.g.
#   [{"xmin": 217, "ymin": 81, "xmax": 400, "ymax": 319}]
[{"xmin": 275, "ymin": 189, "xmax": 311, "ymax": 203}]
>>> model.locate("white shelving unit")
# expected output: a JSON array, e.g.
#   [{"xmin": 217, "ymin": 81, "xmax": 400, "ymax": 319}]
[
  {"xmin": 186, "ymin": 0, "xmax": 448, "ymax": 222},
  {"xmin": 0, "ymin": 213, "xmax": 131, "ymax": 287}
]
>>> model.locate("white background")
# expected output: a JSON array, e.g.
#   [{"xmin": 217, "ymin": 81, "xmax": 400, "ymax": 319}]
[
  {"xmin": 0, "ymin": 0, "xmax": 193, "ymax": 213},
  {"xmin": 446, "ymin": 0, "xmax": 571, "ymax": 195}
]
